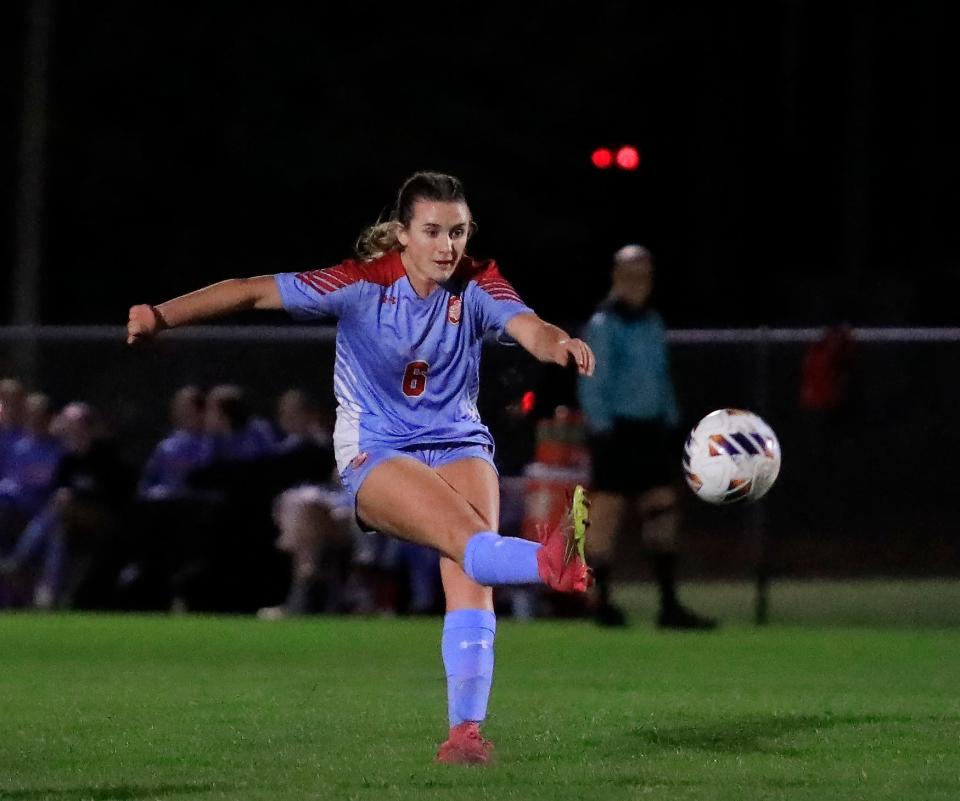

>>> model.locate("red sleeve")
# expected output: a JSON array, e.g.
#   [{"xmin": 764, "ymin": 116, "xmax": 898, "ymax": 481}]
[
  {"xmin": 460, "ymin": 256, "xmax": 533, "ymax": 336},
  {"xmin": 277, "ymin": 252, "xmax": 407, "ymax": 320}
]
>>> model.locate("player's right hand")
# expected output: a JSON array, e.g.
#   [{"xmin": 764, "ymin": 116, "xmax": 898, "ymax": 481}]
[{"xmin": 127, "ymin": 304, "xmax": 162, "ymax": 345}]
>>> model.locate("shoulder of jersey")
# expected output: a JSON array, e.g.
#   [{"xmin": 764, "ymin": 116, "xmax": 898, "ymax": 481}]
[
  {"xmin": 295, "ymin": 251, "xmax": 406, "ymax": 294},
  {"xmin": 455, "ymin": 256, "xmax": 522, "ymax": 302}
]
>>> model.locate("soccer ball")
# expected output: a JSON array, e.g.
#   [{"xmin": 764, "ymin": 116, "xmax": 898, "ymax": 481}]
[{"xmin": 682, "ymin": 409, "xmax": 781, "ymax": 504}]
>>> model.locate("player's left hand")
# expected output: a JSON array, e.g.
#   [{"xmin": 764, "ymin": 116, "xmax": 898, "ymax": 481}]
[{"xmin": 554, "ymin": 338, "xmax": 595, "ymax": 376}]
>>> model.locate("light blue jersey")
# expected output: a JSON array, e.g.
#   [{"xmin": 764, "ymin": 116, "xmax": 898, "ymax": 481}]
[{"xmin": 275, "ymin": 250, "xmax": 532, "ymax": 474}]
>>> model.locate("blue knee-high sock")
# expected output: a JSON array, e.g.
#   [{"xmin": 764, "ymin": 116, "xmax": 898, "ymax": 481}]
[
  {"xmin": 442, "ymin": 609, "xmax": 496, "ymax": 726},
  {"xmin": 463, "ymin": 531, "xmax": 541, "ymax": 586}
]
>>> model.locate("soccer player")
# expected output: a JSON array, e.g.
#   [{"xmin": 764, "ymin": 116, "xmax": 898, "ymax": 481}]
[
  {"xmin": 127, "ymin": 171, "xmax": 594, "ymax": 764},
  {"xmin": 578, "ymin": 245, "xmax": 715, "ymax": 629}
]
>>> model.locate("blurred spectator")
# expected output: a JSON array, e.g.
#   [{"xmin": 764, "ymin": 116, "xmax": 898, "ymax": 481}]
[
  {"xmin": 252, "ymin": 391, "xmax": 337, "ymax": 511},
  {"xmin": 0, "ymin": 378, "xmax": 27, "ymax": 477},
  {"xmin": 3, "ymin": 402, "xmax": 133, "ymax": 609},
  {"xmin": 250, "ymin": 415, "xmax": 281, "ymax": 452},
  {"xmin": 275, "ymin": 389, "xmax": 331, "ymax": 452},
  {"xmin": 257, "ymin": 485, "xmax": 356, "ymax": 618},
  {"xmin": 578, "ymin": 245, "xmax": 715, "ymax": 629},
  {"xmin": 138, "ymin": 385, "xmax": 210, "ymax": 500},
  {"xmin": 0, "ymin": 393, "xmax": 62, "ymax": 553},
  {"xmin": 122, "ymin": 387, "xmax": 213, "ymax": 610},
  {"xmin": 0, "ymin": 503, "xmax": 61, "ymax": 607},
  {"xmin": 346, "ymin": 531, "xmax": 441, "ymax": 616},
  {"xmin": 48, "ymin": 402, "xmax": 133, "ymax": 608},
  {"xmin": 205, "ymin": 384, "xmax": 276, "ymax": 462},
  {"xmin": 1, "ymin": 383, "xmax": 447, "ymax": 617},
  {"xmin": 268, "ymin": 388, "xmax": 337, "ymax": 484},
  {"xmin": 173, "ymin": 388, "xmax": 331, "ymax": 613}
]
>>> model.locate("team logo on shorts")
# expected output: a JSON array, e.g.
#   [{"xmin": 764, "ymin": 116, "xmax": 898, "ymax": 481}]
[{"xmin": 447, "ymin": 296, "xmax": 462, "ymax": 325}]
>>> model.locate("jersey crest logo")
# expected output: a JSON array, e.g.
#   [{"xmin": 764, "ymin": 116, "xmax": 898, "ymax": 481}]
[{"xmin": 447, "ymin": 296, "xmax": 462, "ymax": 325}]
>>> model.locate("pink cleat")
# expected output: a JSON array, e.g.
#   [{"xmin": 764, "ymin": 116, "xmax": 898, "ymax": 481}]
[
  {"xmin": 435, "ymin": 722, "xmax": 495, "ymax": 764},
  {"xmin": 535, "ymin": 485, "xmax": 592, "ymax": 593}
]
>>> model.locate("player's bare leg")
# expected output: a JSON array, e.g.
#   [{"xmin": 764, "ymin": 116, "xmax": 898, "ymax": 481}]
[
  {"xmin": 435, "ymin": 457, "xmax": 497, "ymax": 612},
  {"xmin": 438, "ymin": 557, "xmax": 492, "ymax": 611},
  {"xmin": 357, "ymin": 458, "xmax": 589, "ymax": 590},
  {"xmin": 358, "ymin": 456, "xmax": 589, "ymax": 763},
  {"xmin": 585, "ymin": 491, "xmax": 628, "ymax": 626},
  {"xmin": 357, "ymin": 458, "xmax": 508, "ymax": 765},
  {"xmin": 357, "ymin": 458, "xmax": 489, "ymax": 563},
  {"xmin": 433, "ymin": 458, "xmax": 497, "ymax": 763}
]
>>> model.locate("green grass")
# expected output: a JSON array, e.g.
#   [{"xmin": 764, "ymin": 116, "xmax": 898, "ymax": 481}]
[
  {"xmin": 1, "ymin": 584, "xmax": 959, "ymax": 801},
  {"xmin": 617, "ymin": 578, "xmax": 960, "ymax": 628}
]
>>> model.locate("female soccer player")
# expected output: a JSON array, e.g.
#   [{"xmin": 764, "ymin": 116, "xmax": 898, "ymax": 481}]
[{"xmin": 127, "ymin": 172, "xmax": 595, "ymax": 764}]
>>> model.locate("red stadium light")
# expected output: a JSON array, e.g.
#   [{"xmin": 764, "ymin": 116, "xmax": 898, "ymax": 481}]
[
  {"xmin": 521, "ymin": 390, "xmax": 536, "ymax": 414},
  {"xmin": 591, "ymin": 147, "xmax": 614, "ymax": 169},
  {"xmin": 615, "ymin": 145, "xmax": 641, "ymax": 170}
]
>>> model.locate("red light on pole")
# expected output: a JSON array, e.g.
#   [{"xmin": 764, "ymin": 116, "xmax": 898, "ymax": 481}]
[
  {"xmin": 521, "ymin": 391, "xmax": 536, "ymax": 414},
  {"xmin": 591, "ymin": 147, "xmax": 614, "ymax": 169},
  {"xmin": 615, "ymin": 145, "xmax": 641, "ymax": 170}
]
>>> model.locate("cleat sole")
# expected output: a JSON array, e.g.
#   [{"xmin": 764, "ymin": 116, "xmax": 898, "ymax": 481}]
[{"xmin": 566, "ymin": 484, "xmax": 589, "ymax": 564}]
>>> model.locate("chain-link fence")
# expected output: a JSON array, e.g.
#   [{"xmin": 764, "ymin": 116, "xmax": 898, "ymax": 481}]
[{"xmin": 2, "ymin": 325, "xmax": 957, "ymax": 584}]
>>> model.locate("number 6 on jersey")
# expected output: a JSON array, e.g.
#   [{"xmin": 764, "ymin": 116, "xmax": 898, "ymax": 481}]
[{"xmin": 402, "ymin": 360, "xmax": 429, "ymax": 397}]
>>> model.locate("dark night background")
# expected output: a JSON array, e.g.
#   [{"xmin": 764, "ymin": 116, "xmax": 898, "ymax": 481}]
[{"xmin": 1, "ymin": 1, "xmax": 958, "ymax": 329}]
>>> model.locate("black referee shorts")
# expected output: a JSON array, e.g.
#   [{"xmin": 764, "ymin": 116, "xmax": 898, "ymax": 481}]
[{"xmin": 588, "ymin": 419, "xmax": 678, "ymax": 495}]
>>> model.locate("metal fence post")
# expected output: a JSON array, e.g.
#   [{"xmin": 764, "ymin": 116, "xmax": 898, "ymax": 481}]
[{"xmin": 753, "ymin": 326, "xmax": 771, "ymax": 625}]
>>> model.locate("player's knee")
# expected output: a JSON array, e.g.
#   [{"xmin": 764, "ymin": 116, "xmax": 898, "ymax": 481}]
[{"xmin": 442, "ymin": 515, "xmax": 493, "ymax": 566}]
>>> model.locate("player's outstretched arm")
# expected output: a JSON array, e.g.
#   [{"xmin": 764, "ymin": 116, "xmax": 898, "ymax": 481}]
[
  {"xmin": 127, "ymin": 275, "xmax": 282, "ymax": 344},
  {"xmin": 505, "ymin": 312, "xmax": 595, "ymax": 376}
]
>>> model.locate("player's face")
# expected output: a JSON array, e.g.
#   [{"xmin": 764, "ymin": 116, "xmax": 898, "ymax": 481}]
[
  {"xmin": 613, "ymin": 259, "xmax": 654, "ymax": 308},
  {"xmin": 277, "ymin": 390, "xmax": 310, "ymax": 436},
  {"xmin": 397, "ymin": 200, "xmax": 472, "ymax": 292},
  {"xmin": 24, "ymin": 395, "xmax": 53, "ymax": 437},
  {"xmin": 205, "ymin": 402, "xmax": 229, "ymax": 434},
  {"xmin": 0, "ymin": 382, "xmax": 26, "ymax": 426},
  {"xmin": 171, "ymin": 388, "xmax": 204, "ymax": 431},
  {"xmin": 52, "ymin": 405, "xmax": 95, "ymax": 454}
]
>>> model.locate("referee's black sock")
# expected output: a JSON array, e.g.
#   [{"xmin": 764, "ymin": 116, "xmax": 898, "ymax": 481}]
[
  {"xmin": 652, "ymin": 552, "xmax": 718, "ymax": 630},
  {"xmin": 590, "ymin": 562, "xmax": 628, "ymax": 626},
  {"xmin": 651, "ymin": 551, "xmax": 679, "ymax": 613},
  {"xmin": 592, "ymin": 563, "xmax": 612, "ymax": 608}
]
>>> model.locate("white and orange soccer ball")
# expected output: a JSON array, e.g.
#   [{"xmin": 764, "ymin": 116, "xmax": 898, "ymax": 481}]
[{"xmin": 682, "ymin": 409, "xmax": 781, "ymax": 504}]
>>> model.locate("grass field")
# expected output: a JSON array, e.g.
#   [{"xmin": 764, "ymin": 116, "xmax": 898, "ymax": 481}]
[{"xmin": 1, "ymin": 581, "xmax": 959, "ymax": 801}]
